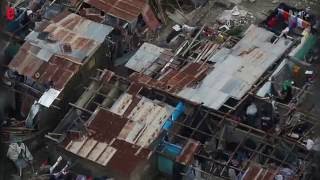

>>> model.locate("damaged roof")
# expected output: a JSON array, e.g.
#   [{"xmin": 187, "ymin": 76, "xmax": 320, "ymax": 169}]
[
  {"xmin": 129, "ymin": 62, "xmax": 210, "ymax": 93},
  {"xmin": 64, "ymin": 105, "xmax": 164, "ymax": 175},
  {"xmin": 126, "ymin": 25, "xmax": 293, "ymax": 110},
  {"xmin": 25, "ymin": 12, "xmax": 113, "ymax": 62},
  {"xmin": 178, "ymin": 25, "xmax": 293, "ymax": 109},
  {"xmin": 125, "ymin": 43, "xmax": 167, "ymax": 74},
  {"xmin": 8, "ymin": 12, "xmax": 113, "ymax": 90},
  {"xmin": 9, "ymin": 42, "xmax": 80, "ymax": 90},
  {"xmin": 84, "ymin": 0, "xmax": 147, "ymax": 22},
  {"xmin": 62, "ymin": 71, "xmax": 174, "ymax": 175},
  {"xmin": 65, "ymin": 132, "xmax": 151, "ymax": 176}
]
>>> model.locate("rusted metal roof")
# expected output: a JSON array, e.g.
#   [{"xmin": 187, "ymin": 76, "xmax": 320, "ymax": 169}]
[
  {"xmin": 83, "ymin": 0, "xmax": 160, "ymax": 30},
  {"xmin": 129, "ymin": 62, "xmax": 210, "ymax": 93},
  {"xmin": 87, "ymin": 108, "xmax": 128, "ymax": 143},
  {"xmin": 107, "ymin": 139, "xmax": 151, "ymax": 175},
  {"xmin": 61, "ymin": 71, "xmax": 177, "ymax": 175},
  {"xmin": 178, "ymin": 25, "xmax": 293, "ymax": 110},
  {"xmin": 126, "ymin": 25, "xmax": 293, "ymax": 110},
  {"xmin": 65, "ymin": 137, "xmax": 151, "ymax": 176},
  {"xmin": 8, "ymin": 12, "xmax": 113, "ymax": 90},
  {"xmin": 9, "ymin": 43, "xmax": 80, "ymax": 90},
  {"xmin": 64, "ymin": 107, "xmax": 153, "ymax": 176},
  {"xmin": 84, "ymin": 0, "xmax": 146, "ymax": 22},
  {"xmin": 26, "ymin": 12, "xmax": 113, "ymax": 62}
]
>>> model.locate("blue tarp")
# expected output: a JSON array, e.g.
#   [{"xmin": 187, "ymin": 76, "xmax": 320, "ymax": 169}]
[{"xmin": 162, "ymin": 101, "xmax": 185, "ymax": 130}]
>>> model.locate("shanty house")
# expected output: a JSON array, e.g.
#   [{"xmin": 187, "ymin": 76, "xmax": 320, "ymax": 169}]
[
  {"xmin": 70, "ymin": 0, "xmax": 160, "ymax": 32},
  {"xmin": 6, "ymin": 12, "xmax": 113, "ymax": 130},
  {"xmin": 126, "ymin": 25, "xmax": 294, "ymax": 111},
  {"xmin": 48, "ymin": 69, "xmax": 201, "ymax": 179}
]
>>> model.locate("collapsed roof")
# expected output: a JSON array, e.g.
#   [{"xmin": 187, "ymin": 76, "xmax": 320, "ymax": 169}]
[{"xmin": 125, "ymin": 25, "xmax": 293, "ymax": 110}]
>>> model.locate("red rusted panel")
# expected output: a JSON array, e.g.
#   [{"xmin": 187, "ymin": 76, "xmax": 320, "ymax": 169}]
[
  {"xmin": 52, "ymin": 69, "xmax": 74, "ymax": 90},
  {"xmin": 8, "ymin": 43, "xmax": 44, "ymax": 76},
  {"xmin": 159, "ymin": 69, "xmax": 178, "ymax": 83},
  {"xmin": 7, "ymin": 13, "xmax": 104, "ymax": 91},
  {"xmin": 84, "ymin": 0, "xmax": 146, "ymax": 22},
  {"xmin": 87, "ymin": 109, "xmax": 128, "ymax": 143},
  {"xmin": 36, "ymin": 62, "xmax": 59, "ymax": 83},
  {"xmin": 127, "ymin": 83, "xmax": 143, "ymax": 95},
  {"xmin": 175, "ymin": 75, "xmax": 194, "ymax": 90},
  {"xmin": 129, "ymin": 62, "xmax": 209, "ymax": 93},
  {"xmin": 176, "ymin": 139, "xmax": 200, "ymax": 165},
  {"xmin": 107, "ymin": 139, "xmax": 151, "ymax": 175}
]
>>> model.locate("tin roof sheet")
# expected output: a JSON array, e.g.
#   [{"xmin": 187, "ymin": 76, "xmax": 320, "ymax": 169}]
[
  {"xmin": 9, "ymin": 43, "xmax": 80, "ymax": 90},
  {"xmin": 178, "ymin": 25, "xmax": 293, "ymax": 110},
  {"xmin": 107, "ymin": 139, "xmax": 151, "ymax": 175},
  {"xmin": 129, "ymin": 62, "xmax": 210, "ymax": 94},
  {"xmin": 8, "ymin": 12, "xmax": 113, "ymax": 90},
  {"xmin": 65, "ymin": 136, "xmax": 151, "ymax": 176},
  {"xmin": 64, "ymin": 105, "xmax": 155, "ymax": 175},
  {"xmin": 26, "ymin": 12, "xmax": 113, "ymax": 62},
  {"xmin": 125, "ymin": 43, "xmax": 166, "ymax": 74},
  {"xmin": 63, "ymin": 81, "xmax": 172, "ymax": 175},
  {"xmin": 127, "ymin": 25, "xmax": 292, "ymax": 110},
  {"xmin": 84, "ymin": 0, "xmax": 147, "ymax": 22},
  {"xmin": 87, "ymin": 108, "xmax": 128, "ymax": 143}
]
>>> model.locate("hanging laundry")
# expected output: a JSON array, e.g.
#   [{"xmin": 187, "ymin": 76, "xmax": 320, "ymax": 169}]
[{"xmin": 278, "ymin": 8, "xmax": 310, "ymax": 29}]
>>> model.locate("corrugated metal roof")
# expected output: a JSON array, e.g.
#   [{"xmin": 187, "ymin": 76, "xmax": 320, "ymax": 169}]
[
  {"xmin": 107, "ymin": 139, "xmax": 151, "ymax": 175},
  {"xmin": 8, "ymin": 12, "xmax": 113, "ymax": 90},
  {"xmin": 26, "ymin": 12, "xmax": 113, "ymax": 62},
  {"xmin": 127, "ymin": 25, "xmax": 292, "ymax": 110},
  {"xmin": 84, "ymin": 0, "xmax": 146, "ymax": 22},
  {"xmin": 64, "ymin": 106, "xmax": 155, "ymax": 175},
  {"xmin": 63, "ymin": 78, "xmax": 173, "ymax": 175},
  {"xmin": 9, "ymin": 42, "xmax": 80, "ymax": 90},
  {"xmin": 125, "ymin": 43, "xmax": 166, "ymax": 74},
  {"xmin": 65, "ymin": 136, "xmax": 151, "ymax": 176},
  {"xmin": 178, "ymin": 25, "xmax": 293, "ymax": 110},
  {"xmin": 129, "ymin": 62, "xmax": 210, "ymax": 93},
  {"xmin": 87, "ymin": 108, "xmax": 128, "ymax": 143}
]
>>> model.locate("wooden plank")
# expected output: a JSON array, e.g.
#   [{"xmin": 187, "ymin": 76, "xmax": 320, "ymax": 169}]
[
  {"xmin": 96, "ymin": 146, "xmax": 117, "ymax": 166},
  {"xmin": 87, "ymin": 142, "xmax": 108, "ymax": 161},
  {"xmin": 78, "ymin": 138, "xmax": 98, "ymax": 158},
  {"xmin": 65, "ymin": 137, "xmax": 88, "ymax": 154}
]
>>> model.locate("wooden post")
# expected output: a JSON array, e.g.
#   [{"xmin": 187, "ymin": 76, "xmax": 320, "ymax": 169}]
[{"xmin": 156, "ymin": 0, "xmax": 167, "ymax": 25}]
